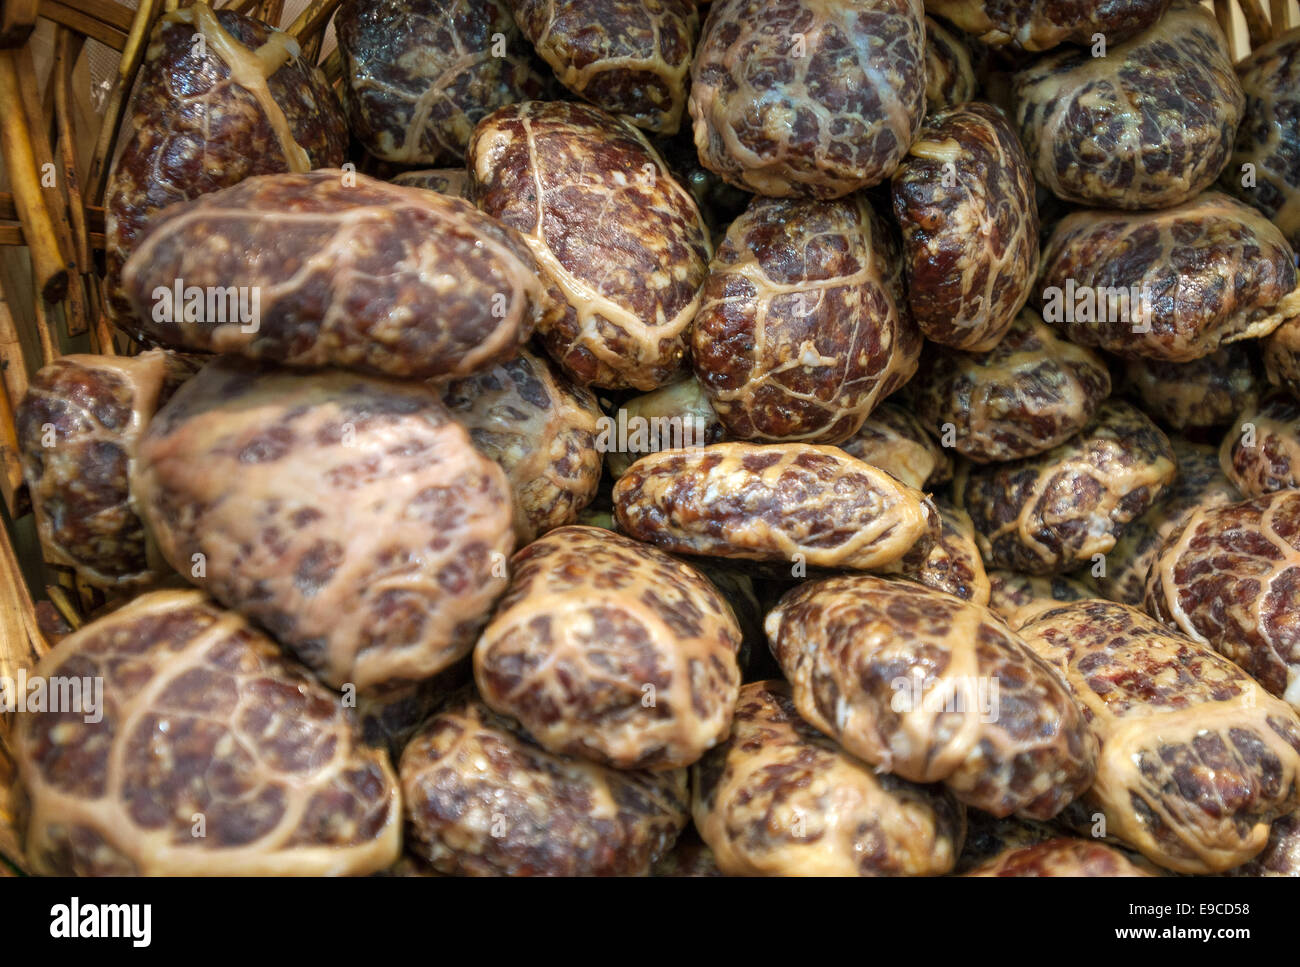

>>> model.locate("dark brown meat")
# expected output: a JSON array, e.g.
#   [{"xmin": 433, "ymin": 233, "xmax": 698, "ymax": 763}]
[
  {"xmin": 508, "ymin": 0, "xmax": 699, "ymax": 133},
  {"xmin": 122, "ymin": 170, "xmax": 551, "ymax": 380},
  {"xmin": 891, "ymin": 101, "xmax": 1039, "ymax": 351},
  {"xmin": 400, "ymin": 691, "xmax": 689, "ymax": 875},
  {"xmin": 133, "ymin": 358, "xmax": 515, "ymax": 694},
  {"xmin": 13, "ymin": 590, "xmax": 401, "ymax": 875},
  {"xmin": 1013, "ymin": 2, "xmax": 1243, "ymax": 209},
  {"xmin": 337, "ymin": 0, "xmax": 548, "ymax": 164},
  {"xmin": 104, "ymin": 3, "xmax": 346, "ymax": 327},
  {"xmin": 691, "ymin": 193, "xmax": 920, "ymax": 443},
  {"xmin": 689, "ymin": 0, "xmax": 926, "ymax": 198},
  {"xmin": 469, "ymin": 101, "xmax": 711, "ymax": 390}
]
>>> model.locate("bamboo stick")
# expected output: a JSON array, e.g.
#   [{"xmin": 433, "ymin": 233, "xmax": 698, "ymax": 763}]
[
  {"xmin": 0, "ymin": 53, "xmax": 71, "ymax": 304},
  {"xmin": 286, "ymin": 0, "xmax": 342, "ymax": 41}
]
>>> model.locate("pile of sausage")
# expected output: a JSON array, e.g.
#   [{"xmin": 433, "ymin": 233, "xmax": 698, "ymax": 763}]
[{"xmin": 10, "ymin": 0, "xmax": 1300, "ymax": 877}]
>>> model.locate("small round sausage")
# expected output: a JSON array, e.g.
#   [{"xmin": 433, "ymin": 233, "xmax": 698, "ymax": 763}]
[
  {"xmin": 613, "ymin": 442, "xmax": 938, "ymax": 571},
  {"xmin": 688, "ymin": 0, "xmax": 926, "ymax": 198},
  {"xmin": 122, "ymin": 170, "xmax": 552, "ymax": 380},
  {"xmin": 924, "ymin": 0, "xmax": 1171, "ymax": 52},
  {"xmin": 911, "ymin": 308, "xmax": 1112, "ymax": 464},
  {"xmin": 1037, "ymin": 192, "xmax": 1300, "ymax": 362},
  {"xmin": 337, "ymin": 0, "xmax": 548, "ymax": 164},
  {"xmin": 1093, "ymin": 438, "xmax": 1239, "ymax": 606},
  {"xmin": 1220, "ymin": 26, "xmax": 1300, "ymax": 251},
  {"xmin": 15, "ymin": 351, "xmax": 192, "ymax": 588},
  {"xmin": 924, "ymin": 16, "xmax": 977, "ymax": 109},
  {"xmin": 837, "ymin": 401, "xmax": 953, "ymax": 491},
  {"xmin": 443, "ymin": 348, "xmax": 603, "ymax": 544},
  {"xmin": 14, "ymin": 589, "xmax": 401, "ymax": 876},
  {"xmin": 766, "ymin": 575, "xmax": 1097, "ymax": 817},
  {"xmin": 985, "ymin": 569, "xmax": 1093, "ymax": 630},
  {"xmin": 400, "ymin": 691, "xmax": 689, "ymax": 876},
  {"xmin": 964, "ymin": 839, "xmax": 1156, "ymax": 877},
  {"xmin": 508, "ymin": 0, "xmax": 699, "ymax": 134},
  {"xmin": 692, "ymin": 680, "xmax": 965, "ymax": 876},
  {"xmin": 1013, "ymin": 2, "xmax": 1243, "ymax": 209},
  {"xmin": 133, "ymin": 357, "xmax": 514, "ymax": 693},
  {"xmin": 1123, "ymin": 344, "xmax": 1260, "ymax": 431},
  {"xmin": 691, "ymin": 194, "xmax": 921, "ymax": 443},
  {"xmin": 955, "ymin": 399, "xmax": 1178, "ymax": 574},
  {"xmin": 1220, "ymin": 392, "xmax": 1300, "ymax": 498},
  {"xmin": 1019, "ymin": 600, "xmax": 1300, "ymax": 873},
  {"xmin": 469, "ymin": 101, "xmax": 711, "ymax": 390},
  {"xmin": 1146, "ymin": 489, "xmax": 1300, "ymax": 711},
  {"xmin": 891, "ymin": 101, "xmax": 1039, "ymax": 351},
  {"xmin": 474, "ymin": 525, "xmax": 741, "ymax": 770}
]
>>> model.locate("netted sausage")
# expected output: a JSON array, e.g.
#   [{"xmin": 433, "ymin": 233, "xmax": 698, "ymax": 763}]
[
  {"xmin": 1018, "ymin": 600, "xmax": 1300, "ymax": 873},
  {"xmin": 474, "ymin": 526, "xmax": 742, "ymax": 770},
  {"xmin": 104, "ymin": 3, "xmax": 347, "ymax": 326},
  {"xmin": 1037, "ymin": 192, "xmax": 1300, "ymax": 362},
  {"xmin": 133, "ymin": 357, "xmax": 514, "ymax": 693},
  {"xmin": 508, "ymin": 0, "xmax": 699, "ymax": 133},
  {"xmin": 1220, "ymin": 26, "xmax": 1300, "ymax": 250},
  {"xmin": 1220, "ymin": 392, "xmax": 1300, "ymax": 498},
  {"xmin": 1013, "ymin": 2, "xmax": 1243, "ymax": 209},
  {"xmin": 443, "ymin": 348, "xmax": 603, "ymax": 544},
  {"xmin": 15, "ymin": 351, "xmax": 192, "ymax": 588},
  {"xmin": 688, "ymin": 0, "xmax": 926, "ymax": 198},
  {"xmin": 337, "ymin": 0, "xmax": 548, "ymax": 164},
  {"xmin": 924, "ymin": 16, "xmax": 977, "ymax": 108},
  {"xmin": 902, "ymin": 498, "xmax": 991, "ymax": 605},
  {"xmin": 1146, "ymin": 489, "xmax": 1300, "ymax": 711},
  {"xmin": 613, "ymin": 442, "xmax": 938, "ymax": 571},
  {"xmin": 469, "ymin": 101, "xmax": 710, "ymax": 390},
  {"xmin": 691, "ymin": 680, "xmax": 965, "ymax": 876},
  {"xmin": 766, "ymin": 575, "xmax": 1096, "ymax": 817},
  {"xmin": 955, "ymin": 399, "xmax": 1177, "ymax": 574},
  {"xmin": 1123, "ymin": 345, "xmax": 1260, "ymax": 431},
  {"xmin": 13, "ymin": 590, "xmax": 401, "ymax": 875},
  {"xmin": 691, "ymin": 194, "xmax": 920, "ymax": 443},
  {"xmin": 1093, "ymin": 438, "xmax": 1239, "ymax": 606},
  {"xmin": 924, "ymin": 0, "xmax": 1171, "ymax": 52},
  {"xmin": 891, "ymin": 101, "xmax": 1039, "ymax": 351},
  {"xmin": 400, "ymin": 691, "xmax": 688, "ymax": 875},
  {"xmin": 122, "ymin": 170, "xmax": 550, "ymax": 380},
  {"xmin": 911, "ymin": 307, "xmax": 1111, "ymax": 463}
]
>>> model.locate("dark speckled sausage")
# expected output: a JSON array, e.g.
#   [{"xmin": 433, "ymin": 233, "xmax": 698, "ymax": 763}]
[
  {"xmin": 688, "ymin": 0, "xmax": 926, "ymax": 198},
  {"xmin": 337, "ymin": 0, "xmax": 548, "ymax": 165},
  {"xmin": 925, "ymin": 0, "xmax": 1171, "ymax": 52},
  {"xmin": 400, "ymin": 690, "xmax": 689, "ymax": 876},
  {"xmin": 923, "ymin": 16, "xmax": 976, "ymax": 109},
  {"xmin": 1013, "ymin": 2, "xmax": 1242, "ymax": 209},
  {"xmin": 104, "ymin": 3, "xmax": 346, "ymax": 328},
  {"xmin": 122, "ymin": 170, "xmax": 552, "ymax": 380},
  {"xmin": 691, "ymin": 193, "xmax": 921, "ymax": 443},
  {"xmin": 133, "ymin": 357, "xmax": 515, "ymax": 694},
  {"xmin": 891, "ymin": 101, "xmax": 1039, "ymax": 351},
  {"xmin": 16, "ymin": 351, "xmax": 195, "ymax": 588},
  {"xmin": 13, "ymin": 590, "xmax": 401, "ymax": 876},
  {"xmin": 469, "ymin": 101, "xmax": 711, "ymax": 390},
  {"xmin": 509, "ymin": 0, "xmax": 699, "ymax": 133}
]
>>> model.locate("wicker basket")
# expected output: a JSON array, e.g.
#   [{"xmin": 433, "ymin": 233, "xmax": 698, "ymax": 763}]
[{"xmin": 0, "ymin": 0, "xmax": 1295, "ymax": 876}]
